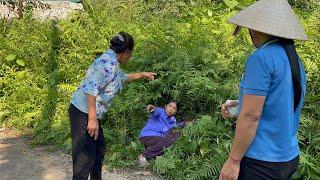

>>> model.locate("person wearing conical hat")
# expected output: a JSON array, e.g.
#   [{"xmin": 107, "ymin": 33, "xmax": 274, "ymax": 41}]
[{"xmin": 219, "ymin": 0, "xmax": 308, "ymax": 179}]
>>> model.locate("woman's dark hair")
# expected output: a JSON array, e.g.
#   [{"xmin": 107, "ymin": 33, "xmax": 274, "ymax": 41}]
[
  {"xmin": 166, "ymin": 100, "xmax": 179, "ymax": 109},
  {"xmin": 279, "ymin": 38, "xmax": 302, "ymax": 112},
  {"xmin": 109, "ymin": 31, "xmax": 134, "ymax": 53}
]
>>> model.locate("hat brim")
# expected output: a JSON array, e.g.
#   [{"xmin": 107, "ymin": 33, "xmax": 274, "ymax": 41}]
[{"xmin": 227, "ymin": 0, "xmax": 308, "ymax": 41}]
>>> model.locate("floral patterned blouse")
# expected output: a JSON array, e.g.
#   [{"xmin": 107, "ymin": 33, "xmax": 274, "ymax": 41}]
[{"xmin": 71, "ymin": 49, "xmax": 128, "ymax": 119}]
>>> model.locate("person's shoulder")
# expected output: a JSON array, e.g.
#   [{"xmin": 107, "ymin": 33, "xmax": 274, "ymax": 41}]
[
  {"xmin": 155, "ymin": 107, "xmax": 165, "ymax": 113},
  {"xmin": 94, "ymin": 49, "xmax": 117, "ymax": 66},
  {"xmin": 152, "ymin": 107, "xmax": 166, "ymax": 116},
  {"xmin": 249, "ymin": 44, "xmax": 283, "ymax": 63},
  {"xmin": 259, "ymin": 42, "xmax": 284, "ymax": 56},
  {"xmin": 247, "ymin": 50, "xmax": 263, "ymax": 63},
  {"xmin": 247, "ymin": 44, "xmax": 283, "ymax": 72}
]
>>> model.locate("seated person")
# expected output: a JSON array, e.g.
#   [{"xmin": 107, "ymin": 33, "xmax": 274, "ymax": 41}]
[{"xmin": 138, "ymin": 100, "xmax": 184, "ymax": 166}]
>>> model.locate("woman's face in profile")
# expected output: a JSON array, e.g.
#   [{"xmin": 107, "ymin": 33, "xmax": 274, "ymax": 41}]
[
  {"xmin": 118, "ymin": 50, "xmax": 132, "ymax": 64},
  {"xmin": 165, "ymin": 102, "xmax": 177, "ymax": 117}
]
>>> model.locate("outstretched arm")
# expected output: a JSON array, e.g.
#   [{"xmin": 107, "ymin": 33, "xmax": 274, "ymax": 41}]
[{"xmin": 127, "ymin": 72, "xmax": 157, "ymax": 82}]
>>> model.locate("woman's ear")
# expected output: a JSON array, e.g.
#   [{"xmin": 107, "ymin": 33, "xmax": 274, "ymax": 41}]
[{"xmin": 125, "ymin": 49, "xmax": 132, "ymax": 56}]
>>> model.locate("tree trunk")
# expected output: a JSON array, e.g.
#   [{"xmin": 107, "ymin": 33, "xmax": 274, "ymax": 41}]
[{"xmin": 17, "ymin": 0, "xmax": 23, "ymax": 19}]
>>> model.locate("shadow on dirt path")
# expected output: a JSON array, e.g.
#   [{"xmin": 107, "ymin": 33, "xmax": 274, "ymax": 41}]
[{"xmin": 0, "ymin": 128, "xmax": 162, "ymax": 180}]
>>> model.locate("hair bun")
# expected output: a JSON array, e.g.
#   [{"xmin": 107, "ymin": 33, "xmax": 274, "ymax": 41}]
[
  {"xmin": 110, "ymin": 34, "xmax": 126, "ymax": 53},
  {"xmin": 109, "ymin": 32, "xmax": 134, "ymax": 53},
  {"xmin": 116, "ymin": 34, "xmax": 124, "ymax": 42}
]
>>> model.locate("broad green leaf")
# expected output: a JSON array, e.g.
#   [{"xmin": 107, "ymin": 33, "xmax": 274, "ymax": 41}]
[
  {"xmin": 202, "ymin": 17, "xmax": 210, "ymax": 24},
  {"xmin": 188, "ymin": 11, "xmax": 196, "ymax": 16},
  {"xmin": 200, "ymin": 148, "xmax": 205, "ymax": 156},
  {"xmin": 207, "ymin": 10, "xmax": 213, "ymax": 17},
  {"xmin": 131, "ymin": 141, "xmax": 137, "ymax": 149},
  {"xmin": 6, "ymin": 54, "xmax": 16, "ymax": 61},
  {"xmin": 224, "ymin": 0, "xmax": 239, "ymax": 9},
  {"xmin": 185, "ymin": 23, "xmax": 191, "ymax": 29},
  {"xmin": 16, "ymin": 59, "xmax": 25, "ymax": 66}
]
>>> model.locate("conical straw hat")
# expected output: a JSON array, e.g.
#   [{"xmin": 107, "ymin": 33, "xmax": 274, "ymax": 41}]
[{"xmin": 228, "ymin": 0, "xmax": 308, "ymax": 41}]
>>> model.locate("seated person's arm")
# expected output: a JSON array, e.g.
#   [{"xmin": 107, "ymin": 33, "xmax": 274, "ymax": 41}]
[
  {"xmin": 146, "ymin": 104, "xmax": 162, "ymax": 118},
  {"xmin": 146, "ymin": 104, "xmax": 156, "ymax": 113}
]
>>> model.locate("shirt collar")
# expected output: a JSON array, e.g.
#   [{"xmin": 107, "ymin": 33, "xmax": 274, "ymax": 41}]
[
  {"xmin": 107, "ymin": 49, "xmax": 119, "ymax": 65},
  {"xmin": 259, "ymin": 38, "xmax": 279, "ymax": 49},
  {"xmin": 108, "ymin": 48, "xmax": 116, "ymax": 57}
]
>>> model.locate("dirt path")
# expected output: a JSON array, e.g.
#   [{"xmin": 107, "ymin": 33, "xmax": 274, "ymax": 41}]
[{"xmin": 0, "ymin": 128, "xmax": 161, "ymax": 180}]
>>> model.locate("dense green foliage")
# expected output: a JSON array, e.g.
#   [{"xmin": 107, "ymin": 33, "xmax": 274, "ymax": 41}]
[{"xmin": 0, "ymin": 0, "xmax": 319, "ymax": 179}]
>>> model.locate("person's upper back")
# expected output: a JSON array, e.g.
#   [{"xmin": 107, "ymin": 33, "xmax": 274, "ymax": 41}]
[
  {"xmin": 238, "ymin": 39, "xmax": 307, "ymax": 162},
  {"xmin": 140, "ymin": 108, "xmax": 177, "ymax": 137},
  {"xmin": 71, "ymin": 49, "xmax": 127, "ymax": 119}
]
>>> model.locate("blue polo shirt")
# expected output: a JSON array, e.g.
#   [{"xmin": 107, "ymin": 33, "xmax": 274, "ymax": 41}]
[
  {"xmin": 238, "ymin": 39, "xmax": 307, "ymax": 162},
  {"xmin": 140, "ymin": 108, "xmax": 177, "ymax": 137}
]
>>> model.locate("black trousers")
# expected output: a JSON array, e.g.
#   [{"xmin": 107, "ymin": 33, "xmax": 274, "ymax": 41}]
[
  {"xmin": 140, "ymin": 132, "xmax": 181, "ymax": 159},
  {"xmin": 238, "ymin": 156, "xmax": 299, "ymax": 180},
  {"xmin": 69, "ymin": 104, "xmax": 106, "ymax": 180}
]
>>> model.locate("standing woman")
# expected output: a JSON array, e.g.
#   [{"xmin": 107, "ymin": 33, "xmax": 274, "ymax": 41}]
[
  {"xmin": 69, "ymin": 32, "xmax": 156, "ymax": 180},
  {"xmin": 219, "ymin": 0, "xmax": 308, "ymax": 180}
]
